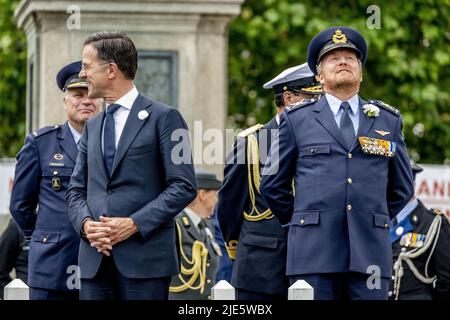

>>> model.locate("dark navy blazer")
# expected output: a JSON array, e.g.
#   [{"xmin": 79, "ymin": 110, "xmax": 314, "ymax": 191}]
[
  {"xmin": 261, "ymin": 95, "xmax": 414, "ymax": 278},
  {"xmin": 10, "ymin": 122, "xmax": 80, "ymax": 291},
  {"xmin": 66, "ymin": 94, "xmax": 197, "ymax": 279}
]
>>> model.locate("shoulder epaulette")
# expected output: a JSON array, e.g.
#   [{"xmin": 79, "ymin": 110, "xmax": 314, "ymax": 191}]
[
  {"xmin": 286, "ymin": 98, "xmax": 317, "ymax": 113},
  {"xmin": 32, "ymin": 124, "xmax": 60, "ymax": 138},
  {"xmin": 238, "ymin": 123, "xmax": 264, "ymax": 138},
  {"xmin": 368, "ymin": 99, "xmax": 400, "ymax": 116},
  {"xmin": 181, "ymin": 215, "xmax": 190, "ymax": 227}
]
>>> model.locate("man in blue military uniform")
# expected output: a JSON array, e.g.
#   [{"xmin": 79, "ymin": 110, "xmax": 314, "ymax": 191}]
[
  {"xmin": 261, "ymin": 26, "xmax": 414, "ymax": 300},
  {"xmin": 9, "ymin": 61, "xmax": 102, "ymax": 299},
  {"xmin": 216, "ymin": 63, "xmax": 322, "ymax": 300},
  {"xmin": 390, "ymin": 162, "xmax": 450, "ymax": 300},
  {"xmin": 169, "ymin": 168, "xmax": 222, "ymax": 300}
]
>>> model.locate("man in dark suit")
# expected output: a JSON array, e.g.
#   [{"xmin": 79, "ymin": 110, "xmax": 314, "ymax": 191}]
[
  {"xmin": 390, "ymin": 162, "xmax": 450, "ymax": 300},
  {"xmin": 9, "ymin": 61, "xmax": 102, "ymax": 299},
  {"xmin": 169, "ymin": 168, "xmax": 222, "ymax": 300},
  {"xmin": 261, "ymin": 26, "xmax": 414, "ymax": 299},
  {"xmin": 216, "ymin": 63, "xmax": 322, "ymax": 300},
  {"xmin": 66, "ymin": 31, "xmax": 197, "ymax": 300}
]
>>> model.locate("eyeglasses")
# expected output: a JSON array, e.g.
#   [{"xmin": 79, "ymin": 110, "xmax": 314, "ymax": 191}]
[{"xmin": 81, "ymin": 62, "xmax": 110, "ymax": 72}]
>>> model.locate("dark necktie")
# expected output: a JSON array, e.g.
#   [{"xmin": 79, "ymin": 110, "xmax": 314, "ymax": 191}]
[
  {"xmin": 103, "ymin": 104, "xmax": 121, "ymax": 176},
  {"xmin": 198, "ymin": 220, "xmax": 207, "ymax": 242},
  {"xmin": 339, "ymin": 102, "xmax": 355, "ymax": 148}
]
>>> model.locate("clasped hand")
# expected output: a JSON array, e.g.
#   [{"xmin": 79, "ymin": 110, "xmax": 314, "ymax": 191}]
[{"xmin": 83, "ymin": 216, "xmax": 138, "ymax": 256}]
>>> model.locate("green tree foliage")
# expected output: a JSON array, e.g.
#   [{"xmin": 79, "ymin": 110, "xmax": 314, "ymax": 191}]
[
  {"xmin": 0, "ymin": 0, "xmax": 26, "ymax": 157},
  {"xmin": 228, "ymin": 0, "xmax": 449, "ymax": 164}
]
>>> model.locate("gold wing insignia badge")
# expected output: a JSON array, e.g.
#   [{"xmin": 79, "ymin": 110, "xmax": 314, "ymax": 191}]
[{"xmin": 374, "ymin": 130, "xmax": 390, "ymax": 137}]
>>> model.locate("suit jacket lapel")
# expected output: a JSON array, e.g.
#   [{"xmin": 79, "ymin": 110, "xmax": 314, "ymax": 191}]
[
  {"xmin": 313, "ymin": 96, "xmax": 348, "ymax": 150},
  {"xmin": 111, "ymin": 94, "xmax": 152, "ymax": 176},
  {"xmin": 350, "ymin": 97, "xmax": 375, "ymax": 152},
  {"xmin": 57, "ymin": 122, "xmax": 78, "ymax": 164}
]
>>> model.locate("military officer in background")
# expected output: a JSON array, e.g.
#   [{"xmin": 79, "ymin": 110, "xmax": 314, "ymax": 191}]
[
  {"xmin": 9, "ymin": 61, "xmax": 102, "ymax": 299},
  {"xmin": 261, "ymin": 27, "xmax": 414, "ymax": 299},
  {"xmin": 216, "ymin": 63, "xmax": 322, "ymax": 300},
  {"xmin": 390, "ymin": 162, "xmax": 450, "ymax": 300},
  {"xmin": 169, "ymin": 168, "xmax": 222, "ymax": 300}
]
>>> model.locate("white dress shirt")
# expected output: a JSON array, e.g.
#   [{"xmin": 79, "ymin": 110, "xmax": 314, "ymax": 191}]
[
  {"xmin": 325, "ymin": 93, "xmax": 360, "ymax": 135},
  {"xmin": 102, "ymin": 86, "xmax": 139, "ymax": 152},
  {"xmin": 184, "ymin": 207, "xmax": 202, "ymax": 231}
]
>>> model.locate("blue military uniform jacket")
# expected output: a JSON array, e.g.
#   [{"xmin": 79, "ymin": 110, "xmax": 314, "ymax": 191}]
[
  {"xmin": 390, "ymin": 200, "xmax": 450, "ymax": 300},
  {"xmin": 261, "ymin": 95, "xmax": 414, "ymax": 279},
  {"xmin": 10, "ymin": 122, "xmax": 80, "ymax": 291},
  {"xmin": 216, "ymin": 117, "xmax": 289, "ymax": 296}
]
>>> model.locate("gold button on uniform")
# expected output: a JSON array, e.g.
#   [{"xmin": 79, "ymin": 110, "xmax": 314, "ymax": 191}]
[
  {"xmin": 300, "ymin": 219, "xmax": 305, "ymax": 225},
  {"xmin": 207, "ymin": 279, "xmax": 211, "ymax": 284},
  {"xmin": 206, "ymin": 263, "xmax": 210, "ymax": 267},
  {"xmin": 347, "ymin": 178, "xmax": 352, "ymax": 184},
  {"xmin": 348, "ymin": 153, "xmax": 352, "ymax": 159},
  {"xmin": 347, "ymin": 204, "xmax": 352, "ymax": 211},
  {"xmin": 384, "ymin": 223, "xmax": 389, "ymax": 228},
  {"xmin": 42, "ymin": 238, "xmax": 47, "ymax": 243}
]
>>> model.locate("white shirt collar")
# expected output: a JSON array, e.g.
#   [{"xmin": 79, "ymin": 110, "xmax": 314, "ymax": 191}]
[
  {"xmin": 276, "ymin": 114, "xmax": 280, "ymax": 125},
  {"xmin": 106, "ymin": 86, "xmax": 139, "ymax": 111},
  {"xmin": 184, "ymin": 207, "xmax": 202, "ymax": 229},
  {"xmin": 67, "ymin": 121, "xmax": 81, "ymax": 145},
  {"xmin": 325, "ymin": 93, "xmax": 359, "ymax": 116}
]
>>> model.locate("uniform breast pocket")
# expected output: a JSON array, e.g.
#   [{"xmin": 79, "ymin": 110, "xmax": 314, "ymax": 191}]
[
  {"xmin": 127, "ymin": 143, "xmax": 154, "ymax": 156},
  {"xmin": 291, "ymin": 210, "xmax": 320, "ymax": 227},
  {"xmin": 42, "ymin": 168, "xmax": 73, "ymax": 191},
  {"xmin": 299, "ymin": 144, "xmax": 331, "ymax": 157}
]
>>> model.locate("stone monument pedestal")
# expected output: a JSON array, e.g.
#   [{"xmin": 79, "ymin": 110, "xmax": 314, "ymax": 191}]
[{"xmin": 15, "ymin": 0, "xmax": 244, "ymax": 176}]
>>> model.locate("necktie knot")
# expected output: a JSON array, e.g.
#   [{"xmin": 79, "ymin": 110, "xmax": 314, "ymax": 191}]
[
  {"xmin": 198, "ymin": 220, "xmax": 207, "ymax": 229},
  {"xmin": 340, "ymin": 101, "xmax": 351, "ymax": 112},
  {"xmin": 106, "ymin": 104, "xmax": 121, "ymax": 115}
]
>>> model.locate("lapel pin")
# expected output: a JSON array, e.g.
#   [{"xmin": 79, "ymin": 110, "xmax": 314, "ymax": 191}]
[
  {"xmin": 54, "ymin": 153, "xmax": 64, "ymax": 160},
  {"xmin": 138, "ymin": 110, "xmax": 149, "ymax": 120}
]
